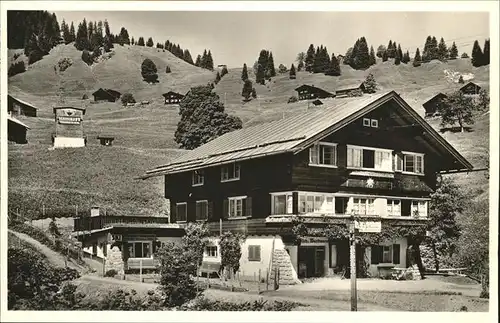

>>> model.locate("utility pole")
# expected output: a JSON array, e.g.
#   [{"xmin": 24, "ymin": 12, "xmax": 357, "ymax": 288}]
[{"xmin": 349, "ymin": 221, "xmax": 357, "ymax": 311}]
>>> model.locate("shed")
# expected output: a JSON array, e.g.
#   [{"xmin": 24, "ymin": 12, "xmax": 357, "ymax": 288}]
[
  {"xmin": 92, "ymin": 88, "xmax": 122, "ymax": 102},
  {"xmin": 335, "ymin": 82, "xmax": 367, "ymax": 97},
  {"xmin": 97, "ymin": 135, "xmax": 115, "ymax": 146},
  {"xmin": 422, "ymin": 93, "xmax": 447, "ymax": 117},
  {"xmin": 311, "ymin": 99, "xmax": 323, "ymax": 106},
  {"xmin": 294, "ymin": 85, "xmax": 335, "ymax": 101},
  {"xmin": 7, "ymin": 114, "xmax": 30, "ymax": 144},
  {"xmin": 162, "ymin": 91, "xmax": 185, "ymax": 104},
  {"xmin": 459, "ymin": 82, "xmax": 481, "ymax": 95},
  {"xmin": 7, "ymin": 95, "xmax": 38, "ymax": 117}
]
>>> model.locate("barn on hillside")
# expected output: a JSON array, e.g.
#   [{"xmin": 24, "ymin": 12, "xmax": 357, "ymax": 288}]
[
  {"xmin": 335, "ymin": 82, "xmax": 367, "ymax": 97},
  {"xmin": 294, "ymin": 85, "xmax": 335, "ymax": 101},
  {"xmin": 162, "ymin": 91, "xmax": 185, "ymax": 104},
  {"xmin": 422, "ymin": 93, "xmax": 447, "ymax": 118},
  {"xmin": 7, "ymin": 95, "xmax": 38, "ymax": 117},
  {"xmin": 92, "ymin": 88, "xmax": 122, "ymax": 102},
  {"xmin": 7, "ymin": 114, "xmax": 30, "ymax": 144},
  {"xmin": 459, "ymin": 82, "xmax": 481, "ymax": 95}
]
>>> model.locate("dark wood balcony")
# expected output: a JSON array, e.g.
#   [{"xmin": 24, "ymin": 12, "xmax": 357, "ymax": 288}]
[{"xmin": 73, "ymin": 215, "xmax": 170, "ymax": 232}]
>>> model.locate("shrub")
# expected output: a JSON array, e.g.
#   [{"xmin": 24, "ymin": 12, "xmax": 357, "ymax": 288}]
[
  {"xmin": 461, "ymin": 52, "xmax": 469, "ymax": 59},
  {"xmin": 181, "ymin": 296, "xmax": 303, "ymax": 311},
  {"xmin": 141, "ymin": 58, "xmax": 158, "ymax": 83},
  {"xmin": 57, "ymin": 57, "xmax": 73, "ymax": 72},
  {"xmin": 121, "ymin": 93, "xmax": 136, "ymax": 106},
  {"xmin": 287, "ymin": 96, "xmax": 298, "ymax": 103},
  {"xmin": 219, "ymin": 231, "xmax": 245, "ymax": 277},
  {"xmin": 8, "ymin": 61, "xmax": 26, "ymax": 77},
  {"xmin": 165, "ymin": 65, "xmax": 171, "ymax": 73},
  {"xmin": 104, "ymin": 269, "xmax": 118, "ymax": 277},
  {"xmin": 181, "ymin": 223, "xmax": 210, "ymax": 266},
  {"xmin": 13, "ymin": 53, "xmax": 21, "ymax": 60},
  {"xmin": 81, "ymin": 50, "xmax": 93, "ymax": 66},
  {"xmin": 9, "ymin": 221, "xmax": 55, "ymax": 249},
  {"xmin": 82, "ymin": 94, "xmax": 88, "ymax": 100}
]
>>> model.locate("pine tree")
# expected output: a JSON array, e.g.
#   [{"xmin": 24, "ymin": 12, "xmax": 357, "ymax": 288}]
[
  {"xmin": 137, "ymin": 37, "xmax": 145, "ymax": 46},
  {"xmin": 305, "ymin": 44, "xmax": 315, "ymax": 72},
  {"xmin": 267, "ymin": 52, "xmax": 276, "ymax": 78},
  {"xmin": 200, "ymin": 49, "xmax": 208, "ymax": 68},
  {"xmin": 430, "ymin": 36, "xmax": 439, "ymax": 60},
  {"xmin": 394, "ymin": 47, "xmax": 401, "ymax": 65},
  {"xmin": 471, "ymin": 40, "xmax": 483, "ymax": 67},
  {"xmin": 103, "ymin": 20, "xmax": 113, "ymax": 51},
  {"xmin": 146, "ymin": 37, "xmax": 154, "ymax": 47},
  {"xmin": 397, "ymin": 44, "xmax": 403, "ymax": 61},
  {"xmin": 296, "ymin": 52, "xmax": 305, "ymax": 71},
  {"xmin": 326, "ymin": 53, "xmax": 341, "ymax": 76},
  {"xmin": 437, "ymin": 37, "xmax": 448, "ymax": 61},
  {"xmin": 458, "ymin": 75, "xmax": 464, "ymax": 84},
  {"xmin": 289, "ymin": 63, "xmax": 296, "ymax": 79},
  {"xmin": 352, "ymin": 37, "xmax": 370, "ymax": 70},
  {"xmin": 165, "ymin": 65, "xmax": 171, "ymax": 73},
  {"xmin": 241, "ymin": 63, "xmax": 249, "ymax": 81},
  {"xmin": 376, "ymin": 45, "xmax": 386, "ymax": 58},
  {"xmin": 256, "ymin": 64, "xmax": 265, "ymax": 85},
  {"xmin": 215, "ymin": 71, "xmax": 221, "ymax": 84},
  {"xmin": 449, "ymin": 42, "xmax": 458, "ymax": 60},
  {"xmin": 369, "ymin": 46, "xmax": 376, "ymax": 66},
  {"xmin": 483, "ymin": 39, "xmax": 490, "ymax": 66},
  {"xmin": 195, "ymin": 55, "xmax": 201, "ymax": 67},
  {"xmin": 364, "ymin": 73, "xmax": 377, "ymax": 93},
  {"xmin": 382, "ymin": 50, "xmax": 388, "ymax": 62},
  {"xmin": 69, "ymin": 22, "xmax": 76, "ymax": 43},
  {"xmin": 387, "ymin": 40, "xmax": 395, "ymax": 58},
  {"xmin": 413, "ymin": 47, "xmax": 422, "ymax": 67},
  {"xmin": 131, "ymin": 37, "xmax": 135, "ymax": 45},
  {"xmin": 256, "ymin": 49, "xmax": 268, "ymax": 84},
  {"xmin": 422, "ymin": 36, "xmax": 432, "ymax": 62},
  {"xmin": 242, "ymin": 79, "xmax": 253, "ymax": 101},
  {"xmin": 402, "ymin": 50, "xmax": 410, "ymax": 64},
  {"xmin": 74, "ymin": 19, "xmax": 89, "ymax": 51},
  {"xmin": 206, "ymin": 50, "xmax": 214, "ymax": 70},
  {"xmin": 183, "ymin": 49, "xmax": 194, "ymax": 65}
]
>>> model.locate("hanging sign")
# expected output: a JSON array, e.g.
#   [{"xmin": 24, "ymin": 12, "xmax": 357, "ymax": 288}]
[{"xmin": 354, "ymin": 220, "xmax": 382, "ymax": 233}]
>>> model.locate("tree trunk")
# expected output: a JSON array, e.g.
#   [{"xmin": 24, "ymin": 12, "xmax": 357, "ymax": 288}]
[
  {"xmin": 411, "ymin": 241, "xmax": 426, "ymax": 279},
  {"xmin": 431, "ymin": 241, "xmax": 440, "ymax": 272}
]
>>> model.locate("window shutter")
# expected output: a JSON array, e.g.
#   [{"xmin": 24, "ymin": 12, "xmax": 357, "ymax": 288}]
[
  {"xmin": 171, "ymin": 203, "xmax": 177, "ymax": 223},
  {"xmin": 245, "ymin": 197, "xmax": 252, "ymax": 217},
  {"xmin": 255, "ymin": 246, "xmax": 261, "ymax": 261},
  {"xmin": 248, "ymin": 245, "xmax": 254, "ymax": 261},
  {"xmin": 222, "ymin": 199, "xmax": 229, "ymax": 219},
  {"xmin": 371, "ymin": 245, "xmax": 380, "ymax": 264},
  {"xmin": 208, "ymin": 201, "xmax": 214, "ymax": 220},
  {"xmin": 195, "ymin": 202, "xmax": 201, "ymax": 220},
  {"xmin": 393, "ymin": 244, "xmax": 400, "ymax": 265}
]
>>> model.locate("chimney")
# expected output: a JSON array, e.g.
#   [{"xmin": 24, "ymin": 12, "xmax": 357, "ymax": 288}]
[{"xmin": 90, "ymin": 206, "xmax": 100, "ymax": 217}]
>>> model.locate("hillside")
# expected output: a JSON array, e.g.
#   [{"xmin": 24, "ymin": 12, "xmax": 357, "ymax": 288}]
[{"xmin": 7, "ymin": 43, "xmax": 490, "ymax": 218}]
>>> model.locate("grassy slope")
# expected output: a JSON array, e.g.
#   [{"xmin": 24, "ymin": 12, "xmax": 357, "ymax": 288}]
[{"xmin": 7, "ymin": 44, "xmax": 490, "ymax": 218}]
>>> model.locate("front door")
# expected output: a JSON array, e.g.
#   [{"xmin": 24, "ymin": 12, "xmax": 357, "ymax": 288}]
[{"xmin": 298, "ymin": 246, "xmax": 325, "ymax": 278}]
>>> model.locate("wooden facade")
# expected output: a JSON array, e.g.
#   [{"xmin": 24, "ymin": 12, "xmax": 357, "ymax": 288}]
[
  {"xmin": 294, "ymin": 85, "xmax": 335, "ymax": 101},
  {"xmin": 7, "ymin": 115, "xmax": 29, "ymax": 144},
  {"xmin": 162, "ymin": 91, "xmax": 185, "ymax": 104},
  {"xmin": 459, "ymin": 82, "xmax": 481, "ymax": 95},
  {"xmin": 422, "ymin": 93, "xmax": 447, "ymax": 117},
  {"xmin": 335, "ymin": 83, "xmax": 367, "ymax": 97},
  {"xmin": 92, "ymin": 88, "xmax": 122, "ymax": 102},
  {"xmin": 7, "ymin": 95, "xmax": 37, "ymax": 117}
]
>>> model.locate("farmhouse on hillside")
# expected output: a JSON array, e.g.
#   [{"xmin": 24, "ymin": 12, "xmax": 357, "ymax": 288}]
[
  {"xmin": 459, "ymin": 81, "xmax": 482, "ymax": 95},
  {"xmin": 294, "ymin": 85, "xmax": 335, "ymax": 101},
  {"xmin": 71, "ymin": 90, "xmax": 473, "ymax": 283},
  {"xmin": 422, "ymin": 92, "xmax": 447, "ymax": 118},
  {"xmin": 162, "ymin": 91, "xmax": 185, "ymax": 104},
  {"xmin": 52, "ymin": 107, "xmax": 87, "ymax": 148},
  {"xmin": 7, "ymin": 95, "xmax": 38, "ymax": 117},
  {"xmin": 7, "ymin": 113, "xmax": 30, "ymax": 144},
  {"xmin": 335, "ymin": 82, "xmax": 367, "ymax": 97},
  {"xmin": 92, "ymin": 88, "xmax": 122, "ymax": 102}
]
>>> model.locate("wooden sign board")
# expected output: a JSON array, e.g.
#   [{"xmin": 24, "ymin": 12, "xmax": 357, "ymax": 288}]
[{"xmin": 354, "ymin": 220, "xmax": 381, "ymax": 233}]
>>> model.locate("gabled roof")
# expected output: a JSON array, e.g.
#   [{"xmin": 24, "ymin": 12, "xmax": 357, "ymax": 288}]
[
  {"xmin": 141, "ymin": 91, "xmax": 472, "ymax": 179},
  {"xmin": 336, "ymin": 82, "xmax": 365, "ymax": 92},
  {"xmin": 92, "ymin": 88, "xmax": 121, "ymax": 98},
  {"xmin": 311, "ymin": 99, "xmax": 323, "ymax": 106},
  {"xmin": 7, "ymin": 95, "xmax": 38, "ymax": 111},
  {"xmin": 7, "ymin": 114, "xmax": 30, "ymax": 129},
  {"xmin": 53, "ymin": 106, "xmax": 87, "ymax": 115},
  {"xmin": 162, "ymin": 91, "xmax": 185, "ymax": 97},
  {"xmin": 459, "ymin": 81, "xmax": 481, "ymax": 91},
  {"xmin": 294, "ymin": 84, "xmax": 334, "ymax": 96},
  {"xmin": 422, "ymin": 92, "xmax": 448, "ymax": 106}
]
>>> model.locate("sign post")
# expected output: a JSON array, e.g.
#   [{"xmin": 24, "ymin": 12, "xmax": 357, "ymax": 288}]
[{"xmin": 349, "ymin": 217, "xmax": 382, "ymax": 311}]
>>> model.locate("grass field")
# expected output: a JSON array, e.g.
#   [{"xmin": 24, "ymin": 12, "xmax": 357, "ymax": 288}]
[{"xmin": 7, "ymin": 43, "xmax": 490, "ymax": 218}]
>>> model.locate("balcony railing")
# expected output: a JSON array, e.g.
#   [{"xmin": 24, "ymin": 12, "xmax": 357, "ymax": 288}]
[{"xmin": 73, "ymin": 215, "xmax": 170, "ymax": 232}]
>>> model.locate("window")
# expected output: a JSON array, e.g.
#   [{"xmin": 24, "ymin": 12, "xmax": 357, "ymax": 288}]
[
  {"xmin": 196, "ymin": 200, "xmax": 208, "ymax": 221},
  {"xmin": 176, "ymin": 202, "xmax": 187, "ymax": 222},
  {"xmin": 348, "ymin": 145, "xmax": 393, "ymax": 171},
  {"xmin": 272, "ymin": 193, "xmax": 293, "ymax": 215},
  {"xmin": 371, "ymin": 119, "xmax": 379, "ymax": 128},
  {"xmin": 335, "ymin": 197, "xmax": 349, "ymax": 215},
  {"xmin": 229, "ymin": 197, "xmax": 244, "ymax": 218},
  {"xmin": 221, "ymin": 163, "xmax": 240, "ymax": 182},
  {"xmin": 382, "ymin": 245, "xmax": 392, "ymax": 263},
  {"xmin": 204, "ymin": 245, "xmax": 218, "ymax": 258},
  {"xmin": 127, "ymin": 241, "xmax": 153, "ymax": 258},
  {"xmin": 298, "ymin": 192, "xmax": 335, "ymax": 214},
  {"xmin": 386, "ymin": 199, "xmax": 401, "ymax": 216},
  {"xmin": 309, "ymin": 142, "xmax": 337, "ymax": 167},
  {"xmin": 411, "ymin": 200, "xmax": 428, "ymax": 217},
  {"xmin": 396, "ymin": 152, "xmax": 424, "ymax": 174},
  {"xmin": 352, "ymin": 198, "xmax": 375, "ymax": 215},
  {"xmin": 363, "ymin": 118, "xmax": 378, "ymax": 128},
  {"xmin": 248, "ymin": 245, "xmax": 261, "ymax": 262},
  {"xmin": 363, "ymin": 118, "xmax": 371, "ymax": 127},
  {"xmin": 192, "ymin": 170, "xmax": 204, "ymax": 186}
]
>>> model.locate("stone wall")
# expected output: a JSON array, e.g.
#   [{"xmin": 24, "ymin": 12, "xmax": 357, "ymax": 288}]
[
  {"xmin": 269, "ymin": 249, "xmax": 301, "ymax": 285},
  {"xmin": 104, "ymin": 246, "xmax": 125, "ymax": 275}
]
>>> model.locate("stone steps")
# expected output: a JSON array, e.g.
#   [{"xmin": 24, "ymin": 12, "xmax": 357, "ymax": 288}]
[{"xmin": 269, "ymin": 249, "xmax": 301, "ymax": 285}]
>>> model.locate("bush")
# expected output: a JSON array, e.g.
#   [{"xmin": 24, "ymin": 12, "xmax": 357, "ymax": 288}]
[
  {"xmin": 141, "ymin": 58, "xmax": 159, "ymax": 83},
  {"xmin": 81, "ymin": 50, "xmax": 93, "ymax": 66},
  {"xmin": 287, "ymin": 96, "xmax": 298, "ymax": 103},
  {"xmin": 219, "ymin": 231, "xmax": 245, "ymax": 277},
  {"xmin": 165, "ymin": 65, "xmax": 171, "ymax": 73},
  {"xmin": 9, "ymin": 221, "xmax": 55, "ymax": 250},
  {"xmin": 104, "ymin": 269, "xmax": 118, "ymax": 277},
  {"xmin": 181, "ymin": 296, "xmax": 303, "ymax": 311},
  {"xmin": 57, "ymin": 57, "xmax": 73, "ymax": 72},
  {"xmin": 82, "ymin": 94, "xmax": 88, "ymax": 100},
  {"xmin": 121, "ymin": 93, "xmax": 136, "ymax": 106},
  {"xmin": 461, "ymin": 52, "xmax": 469, "ymax": 59},
  {"xmin": 8, "ymin": 61, "xmax": 26, "ymax": 77},
  {"xmin": 13, "ymin": 53, "xmax": 21, "ymax": 60}
]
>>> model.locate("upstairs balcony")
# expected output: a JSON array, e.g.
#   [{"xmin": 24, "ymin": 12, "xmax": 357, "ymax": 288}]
[{"xmin": 73, "ymin": 213, "xmax": 171, "ymax": 232}]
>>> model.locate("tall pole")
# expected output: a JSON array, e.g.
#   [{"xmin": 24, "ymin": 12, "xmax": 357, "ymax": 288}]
[{"xmin": 350, "ymin": 222, "xmax": 357, "ymax": 311}]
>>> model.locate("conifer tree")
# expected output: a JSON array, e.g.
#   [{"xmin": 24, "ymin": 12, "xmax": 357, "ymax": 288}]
[
  {"xmin": 326, "ymin": 53, "xmax": 341, "ymax": 76},
  {"xmin": 206, "ymin": 50, "xmax": 214, "ymax": 70},
  {"xmin": 422, "ymin": 36, "xmax": 432, "ymax": 62},
  {"xmin": 387, "ymin": 40, "xmax": 395, "ymax": 58},
  {"xmin": 141, "ymin": 58, "xmax": 158, "ymax": 83},
  {"xmin": 183, "ymin": 49, "xmax": 194, "ymax": 65},
  {"xmin": 352, "ymin": 37, "xmax": 371, "ymax": 70},
  {"xmin": 449, "ymin": 42, "xmax": 458, "ymax": 60},
  {"xmin": 241, "ymin": 63, "xmax": 249, "ymax": 81},
  {"xmin": 394, "ymin": 47, "xmax": 401, "ymax": 65},
  {"xmin": 430, "ymin": 36, "xmax": 439, "ymax": 60},
  {"xmin": 364, "ymin": 73, "xmax": 377, "ymax": 94},
  {"xmin": 296, "ymin": 52, "xmax": 305, "ymax": 71},
  {"xmin": 75, "ymin": 19, "xmax": 89, "ymax": 51},
  {"xmin": 242, "ymin": 79, "xmax": 253, "ymax": 101},
  {"xmin": 369, "ymin": 46, "xmax": 376, "ymax": 66},
  {"xmin": 137, "ymin": 37, "xmax": 145, "ymax": 46},
  {"xmin": 471, "ymin": 40, "xmax": 483, "ymax": 67},
  {"xmin": 267, "ymin": 52, "xmax": 276, "ymax": 78},
  {"xmin": 483, "ymin": 39, "xmax": 490, "ymax": 66},
  {"xmin": 61, "ymin": 19, "xmax": 70, "ymax": 44},
  {"xmin": 200, "ymin": 49, "xmax": 208, "ymax": 68},
  {"xmin": 376, "ymin": 45, "xmax": 386, "ymax": 58},
  {"xmin": 131, "ymin": 37, "xmax": 135, "ymax": 45},
  {"xmin": 397, "ymin": 44, "xmax": 403, "ymax": 61},
  {"xmin": 69, "ymin": 22, "xmax": 76, "ymax": 43},
  {"xmin": 146, "ymin": 37, "xmax": 154, "ymax": 47},
  {"xmin": 382, "ymin": 50, "xmax": 388, "ymax": 62},
  {"xmin": 256, "ymin": 64, "xmax": 265, "ymax": 85},
  {"xmin": 195, "ymin": 55, "xmax": 201, "ymax": 67},
  {"xmin": 402, "ymin": 50, "xmax": 410, "ymax": 64},
  {"xmin": 413, "ymin": 47, "xmax": 422, "ymax": 67},
  {"xmin": 305, "ymin": 44, "xmax": 315, "ymax": 72},
  {"xmin": 215, "ymin": 71, "xmax": 221, "ymax": 84},
  {"xmin": 289, "ymin": 63, "xmax": 296, "ymax": 79},
  {"xmin": 437, "ymin": 37, "xmax": 448, "ymax": 61},
  {"xmin": 103, "ymin": 20, "xmax": 113, "ymax": 51}
]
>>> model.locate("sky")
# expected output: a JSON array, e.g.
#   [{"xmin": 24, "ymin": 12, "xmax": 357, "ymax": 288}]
[{"xmin": 54, "ymin": 11, "xmax": 490, "ymax": 68}]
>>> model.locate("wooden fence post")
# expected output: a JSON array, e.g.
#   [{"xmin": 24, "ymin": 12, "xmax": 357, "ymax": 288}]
[
  {"xmin": 266, "ymin": 269, "xmax": 269, "ymax": 291},
  {"xmin": 206, "ymin": 273, "xmax": 210, "ymax": 288},
  {"xmin": 140, "ymin": 259, "xmax": 143, "ymax": 283},
  {"xmin": 258, "ymin": 269, "xmax": 261, "ymax": 293},
  {"xmin": 254, "ymin": 272, "xmax": 257, "ymax": 291}
]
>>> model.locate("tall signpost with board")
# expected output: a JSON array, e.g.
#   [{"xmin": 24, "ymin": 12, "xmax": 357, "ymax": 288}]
[
  {"xmin": 52, "ymin": 107, "xmax": 86, "ymax": 148},
  {"xmin": 349, "ymin": 216, "xmax": 382, "ymax": 311}
]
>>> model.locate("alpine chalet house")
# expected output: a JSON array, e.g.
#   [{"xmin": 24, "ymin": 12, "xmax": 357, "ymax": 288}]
[
  {"xmin": 162, "ymin": 91, "xmax": 185, "ymax": 105},
  {"xmin": 141, "ymin": 90, "xmax": 472, "ymax": 281},
  {"xmin": 422, "ymin": 92, "xmax": 447, "ymax": 118},
  {"xmin": 294, "ymin": 85, "xmax": 335, "ymax": 101}
]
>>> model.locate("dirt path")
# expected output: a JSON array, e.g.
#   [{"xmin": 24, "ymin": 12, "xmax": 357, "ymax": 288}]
[{"xmin": 8, "ymin": 229, "xmax": 82, "ymax": 271}]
